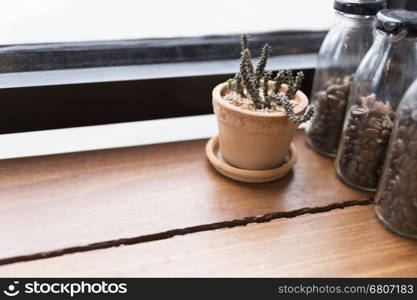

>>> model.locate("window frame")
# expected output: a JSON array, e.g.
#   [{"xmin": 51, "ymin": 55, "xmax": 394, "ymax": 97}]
[{"xmin": 0, "ymin": 31, "xmax": 325, "ymax": 134}]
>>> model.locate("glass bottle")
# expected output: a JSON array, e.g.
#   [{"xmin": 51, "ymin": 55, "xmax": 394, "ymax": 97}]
[
  {"xmin": 375, "ymin": 79, "xmax": 417, "ymax": 239},
  {"xmin": 336, "ymin": 9, "xmax": 417, "ymax": 191},
  {"xmin": 306, "ymin": 0, "xmax": 387, "ymax": 157}
]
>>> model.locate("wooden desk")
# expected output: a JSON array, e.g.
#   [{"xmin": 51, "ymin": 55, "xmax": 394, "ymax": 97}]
[{"xmin": 0, "ymin": 131, "xmax": 415, "ymax": 277}]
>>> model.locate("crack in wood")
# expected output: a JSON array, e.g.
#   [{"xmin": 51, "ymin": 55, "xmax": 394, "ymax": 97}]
[{"xmin": 0, "ymin": 197, "xmax": 373, "ymax": 267}]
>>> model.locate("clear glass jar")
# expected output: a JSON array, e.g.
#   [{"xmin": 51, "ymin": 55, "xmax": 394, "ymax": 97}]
[
  {"xmin": 375, "ymin": 79, "xmax": 417, "ymax": 239},
  {"xmin": 306, "ymin": 0, "xmax": 386, "ymax": 157},
  {"xmin": 336, "ymin": 9, "xmax": 417, "ymax": 191}
]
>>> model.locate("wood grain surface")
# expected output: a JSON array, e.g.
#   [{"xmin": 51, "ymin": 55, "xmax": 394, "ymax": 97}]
[
  {"xmin": 1, "ymin": 205, "xmax": 415, "ymax": 277},
  {"xmin": 0, "ymin": 131, "xmax": 372, "ymax": 263}
]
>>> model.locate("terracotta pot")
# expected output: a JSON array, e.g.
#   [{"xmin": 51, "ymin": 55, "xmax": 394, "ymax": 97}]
[{"xmin": 212, "ymin": 82, "xmax": 308, "ymax": 170}]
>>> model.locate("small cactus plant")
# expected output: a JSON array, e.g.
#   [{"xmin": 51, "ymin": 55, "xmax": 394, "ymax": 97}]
[{"xmin": 227, "ymin": 34, "xmax": 314, "ymax": 125}]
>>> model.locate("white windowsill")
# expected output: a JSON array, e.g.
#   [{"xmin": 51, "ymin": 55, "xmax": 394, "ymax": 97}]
[{"xmin": 0, "ymin": 115, "xmax": 218, "ymax": 160}]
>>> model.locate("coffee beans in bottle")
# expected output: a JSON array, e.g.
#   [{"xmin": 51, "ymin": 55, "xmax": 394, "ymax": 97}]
[
  {"xmin": 306, "ymin": 0, "xmax": 386, "ymax": 157},
  {"xmin": 336, "ymin": 9, "xmax": 417, "ymax": 191},
  {"xmin": 375, "ymin": 80, "xmax": 417, "ymax": 239}
]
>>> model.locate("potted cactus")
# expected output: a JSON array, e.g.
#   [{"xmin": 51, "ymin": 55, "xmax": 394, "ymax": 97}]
[{"xmin": 211, "ymin": 34, "xmax": 314, "ymax": 172}]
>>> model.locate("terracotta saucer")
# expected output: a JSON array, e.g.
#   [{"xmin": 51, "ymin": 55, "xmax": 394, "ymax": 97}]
[{"xmin": 205, "ymin": 136, "xmax": 297, "ymax": 183}]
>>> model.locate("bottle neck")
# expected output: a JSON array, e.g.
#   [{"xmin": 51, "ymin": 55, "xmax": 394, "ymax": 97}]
[
  {"xmin": 375, "ymin": 30, "xmax": 417, "ymax": 51},
  {"xmin": 375, "ymin": 29, "xmax": 417, "ymax": 45},
  {"xmin": 334, "ymin": 11, "xmax": 375, "ymax": 25}
]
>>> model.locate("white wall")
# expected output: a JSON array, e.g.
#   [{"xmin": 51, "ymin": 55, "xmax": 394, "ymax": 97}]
[{"xmin": 2, "ymin": 0, "xmax": 334, "ymax": 45}]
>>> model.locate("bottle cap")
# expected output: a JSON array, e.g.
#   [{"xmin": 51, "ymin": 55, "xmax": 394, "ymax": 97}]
[
  {"xmin": 376, "ymin": 9, "xmax": 417, "ymax": 37},
  {"xmin": 334, "ymin": 0, "xmax": 387, "ymax": 16}
]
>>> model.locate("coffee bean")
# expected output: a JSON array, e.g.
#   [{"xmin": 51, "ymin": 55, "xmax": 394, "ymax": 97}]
[
  {"xmin": 399, "ymin": 154, "xmax": 409, "ymax": 170},
  {"xmin": 364, "ymin": 128, "xmax": 379, "ymax": 137},
  {"xmin": 362, "ymin": 138, "xmax": 377, "ymax": 148},
  {"xmin": 343, "ymin": 75, "xmax": 351, "ymax": 84},
  {"xmin": 335, "ymin": 90, "xmax": 346, "ymax": 100},
  {"xmin": 345, "ymin": 169, "xmax": 359, "ymax": 178},
  {"xmin": 358, "ymin": 164, "xmax": 367, "ymax": 175},
  {"xmin": 382, "ymin": 119, "xmax": 393, "ymax": 129},
  {"xmin": 387, "ymin": 179, "xmax": 397, "ymax": 190},
  {"xmin": 327, "ymin": 94, "xmax": 337, "ymax": 101},
  {"xmin": 397, "ymin": 125, "xmax": 408, "ymax": 137},
  {"xmin": 324, "ymin": 80, "xmax": 333, "ymax": 87},
  {"xmin": 326, "ymin": 85, "xmax": 339, "ymax": 95},
  {"xmin": 369, "ymin": 117, "xmax": 383, "ymax": 130},
  {"xmin": 396, "ymin": 139, "xmax": 405, "ymax": 153},
  {"xmin": 410, "ymin": 141, "xmax": 417, "ymax": 151},
  {"xmin": 351, "ymin": 107, "xmax": 367, "ymax": 117},
  {"xmin": 347, "ymin": 160, "xmax": 358, "ymax": 170},
  {"xmin": 360, "ymin": 149, "xmax": 375, "ymax": 160}
]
